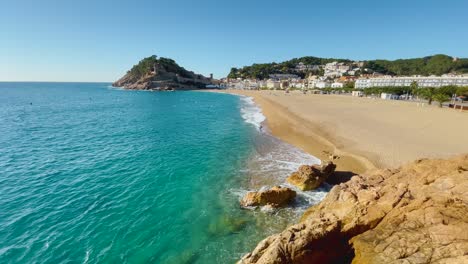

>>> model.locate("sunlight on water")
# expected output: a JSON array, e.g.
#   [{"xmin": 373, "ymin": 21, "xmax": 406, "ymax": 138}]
[{"xmin": 0, "ymin": 83, "xmax": 326, "ymax": 263}]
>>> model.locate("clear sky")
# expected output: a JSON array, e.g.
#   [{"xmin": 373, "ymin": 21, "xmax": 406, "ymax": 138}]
[{"xmin": 1, "ymin": 0, "xmax": 467, "ymax": 82}]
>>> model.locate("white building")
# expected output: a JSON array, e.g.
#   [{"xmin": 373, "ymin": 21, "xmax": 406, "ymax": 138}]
[
  {"xmin": 325, "ymin": 62, "xmax": 338, "ymax": 71},
  {"xmin": 269, "ymin": 74, "xmax": 300, "ymax": 81},
  {"xmin": 245, "ymin": 80, "xmax": 259, "ymax": 90},
  {"xmin": 266, "ymin": 80, "xmax": 281, "ymax": 89},
  {"xmin": 355, "ymin": 76, "xmax": 468, "ymax": 89},
  {"xmin": 337, "ymin": 64, "xmax": 351, "ymax": 72},
  {"xmin": 325, "ymin": 62, "xmax": 351, "ymax": 73},
  {"xmin": 295, "ymin": 63, "xmax": 321, "ymax": 72},
  {"xmin": 290, "ymin": 80, "xmax": 305, "ymax": 89},
  {"xmin": 226, "ymin": 79, "xmax": 260, "ymax": 90},
  {"xmin": 315, "ymin": 81, "xmax": 331, "ymax": 89},
  {"xmin": 381, "ymin": 93, "xmax": 398, "ymax": 100},
  {"xmin": 331, "ymin": 82, "xmax": 344, "ymax": 88},
  {"xmin": 324, "ymin": 71, "xmax": 342, "ymax": 78}
]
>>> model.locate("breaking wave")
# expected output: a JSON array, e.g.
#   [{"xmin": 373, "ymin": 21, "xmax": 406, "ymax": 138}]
[{"xmin": 237, "ymin": 95, "xmax": 328, "ymax": 219}]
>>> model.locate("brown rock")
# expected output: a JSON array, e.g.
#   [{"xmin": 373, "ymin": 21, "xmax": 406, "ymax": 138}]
[
  {"xmin": 112, "ymin": 56, "xmax": 213, "ymax": 90},
  {"xmin": 286, "ymin": 162, "xmax": 336, "ymax": 191},
  {"xmin": 238, "ymin": 155, "xmax": 468, "ymax": 264},
  {"xmin": 240, "ymin": 186, "xmax": 297, "ymax": 208}
]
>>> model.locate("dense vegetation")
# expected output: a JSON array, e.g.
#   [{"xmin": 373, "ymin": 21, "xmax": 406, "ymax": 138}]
[
  {"xmin": 364, "ymin": 55, "xmax": 468, "ymax": 76},
  {"xmin": 128, "ymin": 55, "xmax": 193, "ymax": 79},
  {"xmin": 228, "ymin": 56, "xmax": 351, "ymax": 79},
  {"xmin": 228, "ymin": 54, "xmax": 468, "ymax": 79}
]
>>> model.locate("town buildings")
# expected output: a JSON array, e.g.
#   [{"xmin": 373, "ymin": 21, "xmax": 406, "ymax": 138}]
[
  {"xmin": 295, "ymin": 62, "xmax": 320, "ymax": 72},
  {"xmin": 331, "ymin": 82, "xmax": 344, "ymax": 88},
  {"xmin": 355, "ymin": 76, "xmax": 468, "ymax": 89},
  {"xmin": 269, "ymin": 74, "xmax": 300, "ymax": 81},
  {"xmin": 223, "ymin": 60, "xmax": 468, "ymax": 92},
  {"xmin": 315, "ymin": 81, "xmax": 331, "ymax": 89},
  {"xmin": 266, "ymin": 79, "xmax": 280, "ymax": 89}
]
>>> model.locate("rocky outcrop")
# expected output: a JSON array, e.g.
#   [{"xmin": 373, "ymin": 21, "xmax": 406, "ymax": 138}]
[
  {"xmin": 286, "ymin": 162, "xmax": 336, "ymax": 191},
  {"xmin": 238, "ymin": 155, "xmax": 468, "ymax": 264},
  {"xmin": 240, "ymin": 186, "xmax": 297, "ymax": 208},
  {"xmin": 113, "ymin": 55, "xmax": 214, "ymax": 90}
]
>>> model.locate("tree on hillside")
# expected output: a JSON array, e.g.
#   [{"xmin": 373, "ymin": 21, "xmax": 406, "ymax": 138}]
[
  {"xmin": 228, "ymin": 68, "xmax": 239, "ymax": 79},
  {"xmin": 344, "ymin": 81, "xmax": 355, "ymax": 89},
  {"xmin": 425, "ymin": 55, "xmax": 454, "ymax": 75},
  {"xmin": 226, "ymin": 55, "xmax": 468, "ymax": 79}
]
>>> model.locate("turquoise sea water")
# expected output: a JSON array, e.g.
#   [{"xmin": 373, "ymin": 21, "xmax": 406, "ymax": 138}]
[{"xmin": 0, "ymin": 83, "xmax": 325, "ymax": 263}]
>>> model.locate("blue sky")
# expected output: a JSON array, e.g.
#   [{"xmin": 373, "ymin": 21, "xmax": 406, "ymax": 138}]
[{"xmin": 1, "ymin": 0, "xmax": 467, "ymax": 82}]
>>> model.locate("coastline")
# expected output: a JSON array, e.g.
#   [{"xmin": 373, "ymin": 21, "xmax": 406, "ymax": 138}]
[
  {"xmin": 207, "ymin": 89, "xmax": 468, "ymax": 263},
  {"xmin": 240, "ymin": 91, "xmax": 374, "ymax": 174},
  {"xmin": 205, "ymin": 89, "xmax": 468, "ymax": 175},
  {"xmin": 205, "ymin": 89, "xmax": 375, "ymax": 174}
]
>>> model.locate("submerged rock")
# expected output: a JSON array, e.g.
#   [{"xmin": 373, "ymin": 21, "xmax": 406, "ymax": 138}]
[
  {"xmin": 240, "ymin": 186, "xmax": 297, "ymax": 208},
  {"xmin": 286, "ymin": 162, "xmax": 336, "ymax": 191},
  {"xmin": 208, "ymin": 215, "xmax": 249, "ymax": 236},
  {"xmin": 238, "ymin": 155, "xmax": 468, "ymax": 264}
]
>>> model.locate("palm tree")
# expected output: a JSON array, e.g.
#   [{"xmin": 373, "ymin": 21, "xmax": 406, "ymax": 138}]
[
  {"xmin": 410, "ymin": 81, "xmax": 418, "ymax": 99},
  {"xmin": 433, "ymin": 93, "xmax": 450, "ymax": 108},
  {"xmin": 419, "ymin": 87, "xmax": 436, "ymax": 105}
]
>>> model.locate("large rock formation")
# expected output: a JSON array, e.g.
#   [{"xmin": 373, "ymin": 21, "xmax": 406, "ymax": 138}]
[
  {"xmin": 113, "ymin": 55, "xmax": 214, "ymax": 90},
  {"xmin": 240, "ymin": 186, "xmax": 297, "ymax": 208},
  {"xmin": 286, "ymin": 162, "xmax": 336, "ymax": 191},
  {"xmin": 238, "ymin": 155, "xmax": 468, "ymax": 264}
]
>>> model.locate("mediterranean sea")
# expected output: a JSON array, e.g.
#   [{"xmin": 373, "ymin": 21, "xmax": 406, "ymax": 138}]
[{"xmin": 0, "ymin": 82, "xmax": 326, "ymax": 263}]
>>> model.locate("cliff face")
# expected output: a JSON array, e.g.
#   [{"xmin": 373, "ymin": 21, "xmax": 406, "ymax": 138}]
[
  {"xmin": 238, "ymin": 155, "xmax": 468, "ymax": 264},
  {"xmin": 113, "ymin": 55, "xmax": 213, "ymax": 90}
]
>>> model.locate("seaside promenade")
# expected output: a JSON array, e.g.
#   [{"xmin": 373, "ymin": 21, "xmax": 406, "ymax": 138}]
[{"xmin": 215, "ymin": 90, "xmax": 468, "ymax": 174}]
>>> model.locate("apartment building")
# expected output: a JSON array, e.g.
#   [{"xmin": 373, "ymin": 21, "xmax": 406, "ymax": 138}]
[{"xmin": 355, "ymin": 77, "xmax": 468, "ymax": 88}]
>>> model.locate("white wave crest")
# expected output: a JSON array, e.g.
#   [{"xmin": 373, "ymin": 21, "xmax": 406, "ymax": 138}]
[
  {"xmin": 239, "ymin": 96, "xmax": 266, "ymax": 129},
  {"xmin": 234, "ymin": 93, "xmax": 327, "ymax": 218}
]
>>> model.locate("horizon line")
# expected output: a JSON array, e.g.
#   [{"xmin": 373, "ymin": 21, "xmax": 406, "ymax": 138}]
[{"xmin": 0, "ymin": 81, "xmax": 113, "ymax": 83}]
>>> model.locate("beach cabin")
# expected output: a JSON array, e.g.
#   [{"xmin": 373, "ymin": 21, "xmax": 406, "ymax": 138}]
[
  {"xmin": 381, "ymin": 93, "xmax": 398, "ymax": 100},
  {"xmin": 352, "ymin": 91, "xmax": 363, "ymax": 97},
  {"xmin": 310, "ymin": 89, "xmax": 322, "ymax": 94}
]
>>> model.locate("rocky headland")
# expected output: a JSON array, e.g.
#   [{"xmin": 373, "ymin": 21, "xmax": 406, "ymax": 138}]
[
  {"xmin": 238, "ymin": 155, "xmax": 468, "ymax": 263},
  {"xmin": 113, "ymin": 55, "xmax": 214, "ymax": 90},
  {"xmin": 240, "ymin": 186, "xmax": 297, "ymax": 208}
]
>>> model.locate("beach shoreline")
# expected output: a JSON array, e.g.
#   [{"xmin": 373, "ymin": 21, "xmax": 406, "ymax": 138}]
[
  {"xmin": 204, "ymin": 89, "xmax": 468, "ymax": 175},
  {"xmin": 204, "ymin": 89, "xmax": 374, "ymax": 174}
]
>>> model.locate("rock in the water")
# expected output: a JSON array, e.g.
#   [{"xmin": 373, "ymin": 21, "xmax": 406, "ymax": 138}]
[
  {"xmin": 286, "ymin": 162, "xmax": 336, "ymax": 191},
  {"xmin": 240, "ymin": 186, "xmax": 296, "ymax": 208},
  {"xmin": 208, "ymin": 215, "xmax": 248, "ymax": 236},
  {"xmin": 238, "ymin": 155, "xmax": 468, "ymax": 264},
  {"xmin": 112, "ymin": 55, "xmax": 214, "ymax": 90}
]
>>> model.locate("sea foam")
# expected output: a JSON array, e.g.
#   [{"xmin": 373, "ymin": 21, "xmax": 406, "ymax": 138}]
[
  {"xmin": 237, "ymin": 94, "xmax": 327, "ymax": 217},
  {"xmin": 239, "ymin": 96, "xmax": 266, "ymax": 129}
]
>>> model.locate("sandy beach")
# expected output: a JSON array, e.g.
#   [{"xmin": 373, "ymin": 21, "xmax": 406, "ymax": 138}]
[{"xmin": 212, "ymin": 90, "xmax": 468, "ymax": 174}]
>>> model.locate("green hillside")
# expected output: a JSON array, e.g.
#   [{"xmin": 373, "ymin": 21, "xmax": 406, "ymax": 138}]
[{"xmin": 228, "ymin": 54, "xmax": 468, "ymax": 79}]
